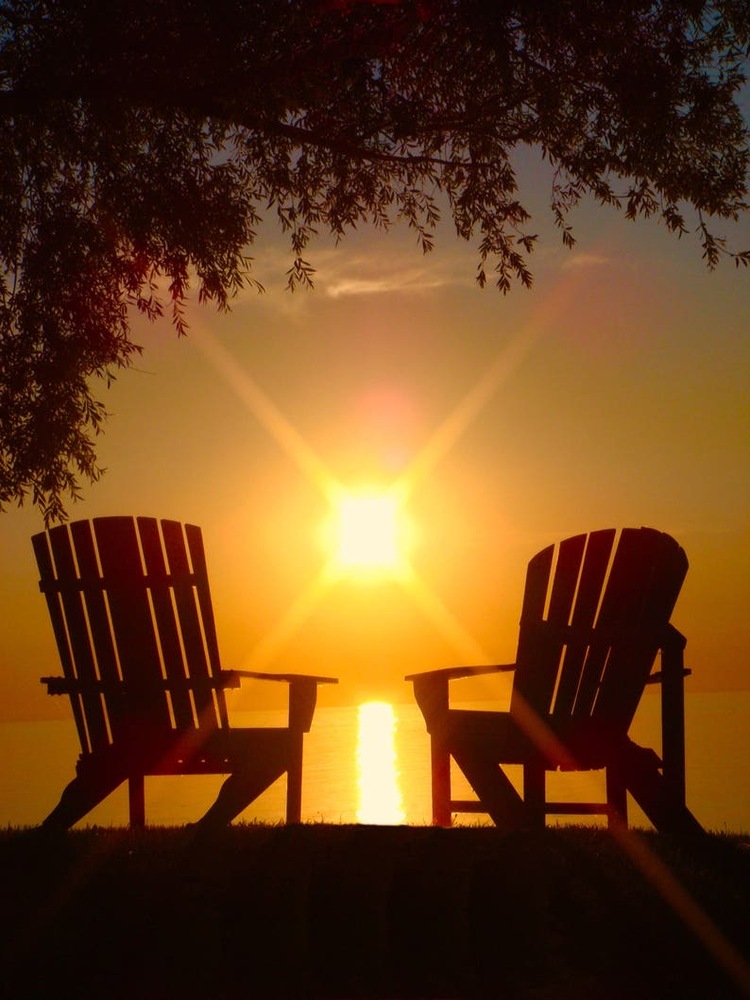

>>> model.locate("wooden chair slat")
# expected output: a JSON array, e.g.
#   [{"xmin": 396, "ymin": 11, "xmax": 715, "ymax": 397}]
[
  {"xmin": 32, "ymin": 531, "xmax": 92, "ymax": 754},
  {"xmin": 184, "ymin": 521, "xmax": 231, "ymax": 728},
  {"xmin": 69, "ymin": 519, "xmax": 127, "ymax": 741},
  {"xmin": 159, "ymin": 519, "xmax": 219, "ymax": 729},
  {"xmin": 511, "ymin": 543, "xmax": 555, "ymax": 714},
  {"xmin": 595, "ymin": 529, "xmax": 687, "ymax": 727},
  {"xmin": 546, "ymin": 532, "xmax": 587, "ymax": 626},
  {"xmin": 92, "ymin": 517, "xmax": 173, "ymax": 735},
  {"xmin": 553, "ymin": 528, "xmax": 617, "ymax": 717},
  {"xmin": 136, "ymin": 517, "xmax": 197, "ymax": 731},
  {"xmin": 47, "ymin": 524, "xmax": 112, "ymax": 751},
  {"xmin": 571, "ymin": 528, "xmax": 644, "ymax": 720}
]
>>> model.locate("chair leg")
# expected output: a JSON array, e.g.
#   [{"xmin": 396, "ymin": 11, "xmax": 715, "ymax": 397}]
[
  {"xmin": 524, "ymin": 761, "xmax": 546, "ymax": 829},
  {"xmin": 285, "ymin": 732, "xmax": 304, "ymax": 824},
  {"xmin": 606, "ymin": 764, "xmax": 628, "ymax": 828},
  {"xmin": 196, "ymin": 754, "xmax": 289, "ymax": 831},
  {"xmin": 621, "ymin": 743, "xmax": 703, "ymax": 838},
  {"xmin": 451, "ymin": 745, "xmax": 528, "ymax": 831},
  {"xmin": 431, "ymin": 736, "xmax": 452, "ymax": 827},
  {"xmin": 129, "ymin": 774, "xmax": 146, "ymax": 829},
  {"xmin": 40, "ymin": 770, "xmax": 126, "ymax": 832}
]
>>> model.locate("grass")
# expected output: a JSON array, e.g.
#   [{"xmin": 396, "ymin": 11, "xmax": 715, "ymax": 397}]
[{"xmin": 1, "ymin": 824, "xmax": 749, "ymax": 999}]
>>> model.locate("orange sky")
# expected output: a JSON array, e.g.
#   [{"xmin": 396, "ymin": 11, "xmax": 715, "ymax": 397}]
[{"xmin": 1, "ymin": 191, "xmax": 748, "ymax": 721}]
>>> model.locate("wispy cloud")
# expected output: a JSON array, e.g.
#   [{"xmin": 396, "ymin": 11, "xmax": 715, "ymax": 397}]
[
  {"xmin": 324, "ymin": 266, "xmax": 448, "ymax": 299},
  {"xmin": 561, "ymin": 251, "xmax": 610, "ymax": 270},
  {"xmin": 228, "ymin": 235, "xmax": 478, "ymax": 307}
]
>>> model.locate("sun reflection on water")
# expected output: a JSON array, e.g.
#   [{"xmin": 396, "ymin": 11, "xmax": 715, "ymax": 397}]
[{"xmin": 356, "ymin": 701, "xmax": 406, "ymax": 825}]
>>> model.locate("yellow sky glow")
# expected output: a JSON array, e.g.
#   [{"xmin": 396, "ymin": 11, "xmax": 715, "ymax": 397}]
[{"xmin": 0, "ymin": 207, "xmax": 748, "ymax": 721}]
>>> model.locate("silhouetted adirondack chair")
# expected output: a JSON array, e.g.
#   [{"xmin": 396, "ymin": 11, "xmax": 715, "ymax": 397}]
[
  {"xmin": 406, "ymin": 527, "xmax": 703, "ymax": 836},
  {"xmin": 33, "ymin": 516, "xmax": 337, "ymax": 830}
]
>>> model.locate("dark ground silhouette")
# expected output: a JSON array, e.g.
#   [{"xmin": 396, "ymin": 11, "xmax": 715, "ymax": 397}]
[{"xmin": 1, "ymin": 824, "xmax": 748, "ymax": 999}]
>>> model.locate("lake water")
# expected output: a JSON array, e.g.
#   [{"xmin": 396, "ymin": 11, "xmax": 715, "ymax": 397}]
[{"xmin": 1, "ymin": 692, "xmax": 748, "ymax": 833}]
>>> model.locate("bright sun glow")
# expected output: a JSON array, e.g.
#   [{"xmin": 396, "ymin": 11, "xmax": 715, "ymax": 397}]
[
  {"xmin": 357, "ymin": 701, "xmax": 405, "ymax": 825},
  {"xmin": 324, "ymin": 488, "xmax": 412, "ymax": 579}
]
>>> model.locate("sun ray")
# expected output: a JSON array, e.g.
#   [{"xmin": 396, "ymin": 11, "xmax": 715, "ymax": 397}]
[
  {"xmin": 393, "ymin": 260, "xmax": 609, "ymax": 500},
  {"xmin": 192, "ymin": 326, "xmax": 339, "ymax": 498},
  {"xmin": 239, "ymin": 567, "xmax": 338, "ymax": 672},
  {"xmin": 396, "ymin": 565, "xmax": 497, "ymax": 666}
]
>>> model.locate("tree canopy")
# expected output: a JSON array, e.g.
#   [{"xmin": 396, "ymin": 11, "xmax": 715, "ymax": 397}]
[{"xmin": 1, "ymin": 0, "xmax": 748, "ymax": 521}]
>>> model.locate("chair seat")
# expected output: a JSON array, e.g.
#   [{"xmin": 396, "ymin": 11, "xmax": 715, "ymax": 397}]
[
  {"xmin": 443, "ymin": 709, "xmax": 639, "ymax": 771},
  {"xmin": 76, "ymin": 726, "xmax": 297, "ymax": 777}
]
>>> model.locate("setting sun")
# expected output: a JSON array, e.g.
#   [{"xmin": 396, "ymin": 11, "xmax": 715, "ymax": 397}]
[{"xmin": 324, "ymin": 488, "xmax": 412, "ymax": 578}]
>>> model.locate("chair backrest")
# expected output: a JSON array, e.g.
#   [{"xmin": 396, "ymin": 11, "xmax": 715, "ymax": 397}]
[
  {"xmin": 33, "ymin": 516, "xmax": 230, "ymax": 755},
  {"xmin": 510, "ymin": 527, "xmax": 688, "ymax": 736}
]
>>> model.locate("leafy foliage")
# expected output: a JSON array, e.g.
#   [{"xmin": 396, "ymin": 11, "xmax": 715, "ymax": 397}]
[{"xmin": 0, "ymin": 0, "xmax": 748, "ymax": 520}]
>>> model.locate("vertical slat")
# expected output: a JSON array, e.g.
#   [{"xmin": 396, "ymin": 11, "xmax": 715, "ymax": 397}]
[
  {"xmin": 93, "ymin": 517, "xmax": 172, "ymax": 734},
  {"xmin": 510, "ymin": 543, "xmax": 555, "ymax": 715},
  {"xmin": 184, "ymin": 522, "xmax": 230, "ymax": 728},
  {"xmin": 595, "ymin": 529, "xmax": 687, "ymax": 728},
  {"xmin": 573, "ymin": 528, "xmax": 642, "ymax": 719},
  {"xmin": 556, "ymin": 528, "xmax": 616, "ymax": 718},
  {"xmin": 70, "ymin": 520, "xmax": 126, "ymax": 741},
  {"xmin": 137, "ymin": 517, "xmax": 195, "ymax": 730},
  {"xmin": 47, "ymin": 524, "xmax": 111, "ymax": 751},
  {"xmin": 160, "ymin": 520, "xmax": 220, "ymax": 732},
  {"xmin": 32, "ymin": 530, "xmax": 91, "ymax": 754},
  {"xmin": 543, "ymin": 533, "xmax": 586, "ymax": 717},
  {"xmin": 546, "ymin": 533, "xmax": 587, "ymax": 625}
]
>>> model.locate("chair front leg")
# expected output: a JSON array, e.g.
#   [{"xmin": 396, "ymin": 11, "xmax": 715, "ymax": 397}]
[
  {"xmin": 605, "ymin": 762, "xmax": 627, "ymax": 828},
  {"xmin": 129, "ymin": 773, "xmax": 146, "ymax": 829},
  {"xmin": 430, "ymin": 734, "xmax": 452, "ymax": 827},
  {"xmin": 660, "ymin": 627, "xmax": 688, "ymax": 813},
  {"xmin": 286, "ymin": 729, "xmax": 304, "ymax": 824},
  {"xmin": 523, "ymin": 760, "xmax": 546, "ymax": 829}
]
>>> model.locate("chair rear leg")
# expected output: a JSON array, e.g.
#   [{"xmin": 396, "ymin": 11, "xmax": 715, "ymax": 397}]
[
  {"xmin": 606, "ymin": 762, "xmax": 628, "ymax": 828},
  {"xmin": 523, "ymin": 761, "xmax": 546, "ymax": 829},
  {"xmin": 128, "ymin": 773, "xmax": 146, "ymax": 829}
]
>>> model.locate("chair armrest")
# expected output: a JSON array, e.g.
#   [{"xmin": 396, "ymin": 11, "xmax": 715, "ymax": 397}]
[
  {"xmin": 231, "ymin": 670, "xmax": 338, "ymax": 732},
  {"xmin": 231, "ymin": 670, "xmax": 338, "ymax": 685},
  {"xmin": 405, "ymin": 664, "xmax": 515, "ymax": 730},
  {"xmin": 405, "ymin": 663, "xmax": 516, "ymax": 682},
  {"xmin": 646, "ymin": 625, "xmax": 691, "ymax": 683},
  {"xmin": 644, "ymin": 623, "xmax": 689, "ymax": 805}
]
